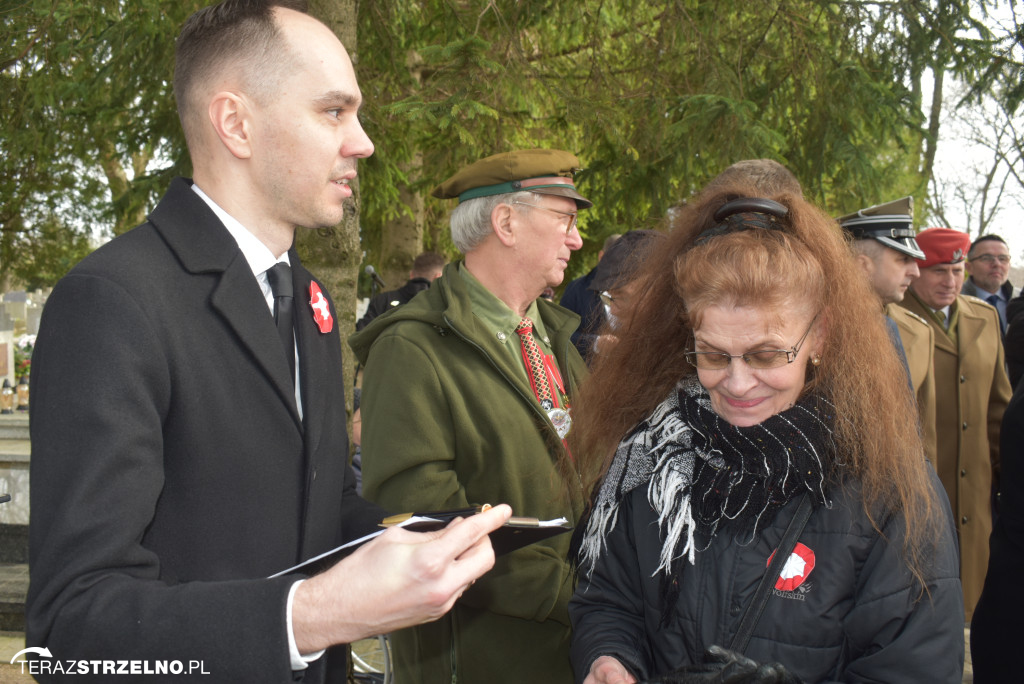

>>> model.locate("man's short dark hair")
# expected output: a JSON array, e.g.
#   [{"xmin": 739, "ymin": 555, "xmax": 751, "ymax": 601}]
[
  {"xmin": 411, "ymin": 252, "xmax": 446, "ymax": 277},
  {"xmin": 174, "ymin": 0, "xmax": 309, "ymax": 151},
  {"xmin": 968, "ymin": 234, "xmax": 1007, "ymax": 257}
]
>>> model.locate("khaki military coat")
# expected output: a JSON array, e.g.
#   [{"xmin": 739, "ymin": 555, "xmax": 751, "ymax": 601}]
[
  {"xmin": 899, "ymin": 292, "xmax": 1012, "ymax": 618},
  {"xmin": 887, "ymin": 304, "xmax": 937, "ymax": 466}
]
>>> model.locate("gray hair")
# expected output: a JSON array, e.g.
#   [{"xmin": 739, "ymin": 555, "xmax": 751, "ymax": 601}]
[{"xmin": 450, "ymin": 191, "xmax": 533, "ymax": 253}]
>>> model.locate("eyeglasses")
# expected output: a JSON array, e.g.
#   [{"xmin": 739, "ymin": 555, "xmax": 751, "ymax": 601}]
[
  {"xmin": 969, "ymin": 254, "xmax": 1010, "ymax": 266},
  {"xmin": 509, "ymin": 201, "xmax": 578, "ymax": 235},
  {"xmin": 685, "ymin": 314, "xmax": 819, "ymax": 371}
]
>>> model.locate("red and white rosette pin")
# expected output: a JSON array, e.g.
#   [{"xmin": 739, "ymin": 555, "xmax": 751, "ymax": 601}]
[
  {"xmin": 309, "ymin": 282, "xmax": 333, "ymax": 333},
  {"xmin": 766, "ymin": 542, "xmax": 815, "ymax": 592}
]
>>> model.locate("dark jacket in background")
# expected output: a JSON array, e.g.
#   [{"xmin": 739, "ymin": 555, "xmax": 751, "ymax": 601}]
[
  {"xmin": 971, "ymin": 380, "xmax": 1024, "ymax": 683},
  {"xmin": 559, "ymin": 266, "xmax": 604, "ymax": 359},
  {"xmin": 1004, "ymin": 294, "xmax": 1024, "ymax": 388},
  {"xmin": 355, "ymin": 277, "xmax": 433, "ymax": 330}
]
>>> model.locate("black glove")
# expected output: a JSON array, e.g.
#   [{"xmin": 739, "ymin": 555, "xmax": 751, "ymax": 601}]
[{"xmin": 641, "ymin": 645, "xmax": 802, "ymax": 684}]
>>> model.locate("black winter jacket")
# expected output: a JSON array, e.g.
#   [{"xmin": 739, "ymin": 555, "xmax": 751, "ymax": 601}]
[
  {"xmin": 355, "ymin": 277, "xmax": 432, "ymax": 330},
  {"xmin": 570, "ymin": 470, "xmax": 964, "ymax": 683}
]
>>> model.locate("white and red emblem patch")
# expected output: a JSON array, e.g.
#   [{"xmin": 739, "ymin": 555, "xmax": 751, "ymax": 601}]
[
  {"xmin": 767, "ymin": 542, "xmax": 816, "ymax": 592},
  {"xmin": 309, "ymin": 282, "xmax": 333, "ymax": 333}
]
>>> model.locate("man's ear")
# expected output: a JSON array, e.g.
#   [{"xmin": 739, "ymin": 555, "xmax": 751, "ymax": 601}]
[
  {"xmin": 853, "ymin": 251, "xmax": 875, "ymax": 278},
  {"xmin": 208, "ymin": 91, "xmax": 253, "ymax": 160},
  {"xmin": 491, "ymin": 203, "xmax": 516, "ymax": 247}
]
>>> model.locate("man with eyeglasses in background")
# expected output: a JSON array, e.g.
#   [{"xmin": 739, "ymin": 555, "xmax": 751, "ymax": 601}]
[
  {"xmin": 962, "ymin": 234, "xmax": 1019, "ymax": 335},
  {"xmin": 351, "ymin": 149, "xmax": 591, "ymax": 684},
  {"xmin": 898, "ymin": 227, "xmax": 1012, "ymax": 621}
]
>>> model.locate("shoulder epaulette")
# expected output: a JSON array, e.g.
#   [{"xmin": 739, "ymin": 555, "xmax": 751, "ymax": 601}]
[{"xmin": 903, "ymin": 309, "xmax": 929, "ymax": 325}]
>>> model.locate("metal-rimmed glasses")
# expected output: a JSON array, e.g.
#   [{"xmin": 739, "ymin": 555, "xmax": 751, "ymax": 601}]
[
  {"xmin": 509, "ymin": 201, "xmax": 578, "ymax": 235},
  {"xmin": 969, "ymin": 254, "xmax": 1010, "ymax": 265},
  {"xmin": 685, "ymin": 314, "xmax": 819, "ymax": 371}
]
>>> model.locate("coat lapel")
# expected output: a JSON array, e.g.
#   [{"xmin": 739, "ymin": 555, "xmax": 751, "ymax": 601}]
[
  {"xmin": 293, "ymin": 259, "xmax": 330, "ymax": 455},
  {"xmin": 149, "ymin": 178, "xmax": 302, "ymax": 430},
  {"xmin": 956, "ymin": 301, "xmax": 987, "ymax": 355},
  {"xmin": 210, "ymin": 262, "xmax": 302, "ymax": 429}
]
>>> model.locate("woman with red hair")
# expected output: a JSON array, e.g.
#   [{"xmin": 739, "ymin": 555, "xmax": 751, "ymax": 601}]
[{"xmin": 568, "ymin": 187, "xmax": 963, "ymax": 684}]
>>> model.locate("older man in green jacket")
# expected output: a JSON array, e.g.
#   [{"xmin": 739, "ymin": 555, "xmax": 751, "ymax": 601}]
[{"xmin": 350, "ymin": 149, "xmax": 591, "ymax": 684}]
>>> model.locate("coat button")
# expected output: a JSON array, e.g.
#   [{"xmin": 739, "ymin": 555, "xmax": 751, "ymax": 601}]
[
  {"xmin": 962, "ymin": 515, "xmax": 969, "ymax": 524},
  {"xmin": 960, "ymin": 375, "xmax": 966, "ymax": 383},
  {"xmin": 962, "ymin": 422, "xmax": 968, "ymax": 430},
  {"xmin": 312, "ymin": 468, "xmax": 318, "ymax": 481},
  {"xmin": 497, "ymin": 332, "xmax": 507, "ymax": 342},
  {"xmin": 961, "ymin": 469, "xmax": 967, "ymax": 477}
]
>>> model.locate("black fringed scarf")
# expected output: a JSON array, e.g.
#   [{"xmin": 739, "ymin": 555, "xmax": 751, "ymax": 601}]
[{"xmin": 577, "ymin": 377, "xmax": 837, "ymax": 579}]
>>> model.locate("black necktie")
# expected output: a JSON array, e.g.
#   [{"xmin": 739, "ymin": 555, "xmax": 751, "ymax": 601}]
[{"xmin": 266, "ymin": 262, "xmax": 296, "ymax": 383}]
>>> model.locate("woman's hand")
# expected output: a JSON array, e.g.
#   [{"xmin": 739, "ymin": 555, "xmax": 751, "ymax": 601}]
[{"xmin": 585, "ymin": 655, "xmax": 638, "ymax": 684}]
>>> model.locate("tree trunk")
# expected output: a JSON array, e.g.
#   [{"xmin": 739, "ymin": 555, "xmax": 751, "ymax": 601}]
[
  {"xmin": 921, "ymin": 64, "xmax": 944, "ymax": 190},
  {"xmin": 98, "ymin": 140, "xmax": 150, "ymax": 236},
  {"xmin": 380, "ymin": 152, "xmax": 425, "ymax": 288},
  {"xmin": 379, "ymin": 51, "xmax": 427, "ymax": 290},
  {"xmin": 300, "ymin": 0, "xmax": 362, "ymax": 413}
]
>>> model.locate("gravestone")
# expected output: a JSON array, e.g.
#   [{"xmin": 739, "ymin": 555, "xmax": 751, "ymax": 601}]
[
  {"xmin": 1, "ymin": 293, "xmax": 27, "ymax": 330},
  {"xmin": 26, "ymin": 307, "xmax": 41, "ymax": 335},
  {"xmin": 0, "ymin": 315, "xmax": 12, "ymax": 387}
]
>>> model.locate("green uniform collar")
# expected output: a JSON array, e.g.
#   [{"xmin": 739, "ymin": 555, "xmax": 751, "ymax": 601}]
[{"xmin": 458, "ymin": 265, "xmax": 552, "ymax": 351}]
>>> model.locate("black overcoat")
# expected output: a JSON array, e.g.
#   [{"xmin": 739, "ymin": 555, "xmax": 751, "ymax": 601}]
[
  {"xmin": 26, "ymin": 178, "xmax": 383, "ymax": 682},
  {"xmin": 971, "ymin": 379, "xmax": 1024, "ymax": 682}
]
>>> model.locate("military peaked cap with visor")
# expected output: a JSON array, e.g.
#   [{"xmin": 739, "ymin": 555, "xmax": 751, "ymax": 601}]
[
  {"xmin": 431, "ymin": 149, "xmax": 592, "ymax": 209},
  {"xmin": 837, "ymin": 196, "xmax": 925, "ymax": 260}
]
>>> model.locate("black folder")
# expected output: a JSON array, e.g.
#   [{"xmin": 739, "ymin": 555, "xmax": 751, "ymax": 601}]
[{"xmin": 270, "ymin": 507, "xmax": 571, "ymax": 579}]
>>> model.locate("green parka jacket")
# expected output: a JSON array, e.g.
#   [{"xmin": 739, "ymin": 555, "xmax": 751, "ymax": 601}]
[{"xmin": 349, "ymin": 262, "xmax": 588, "ymax": 684}]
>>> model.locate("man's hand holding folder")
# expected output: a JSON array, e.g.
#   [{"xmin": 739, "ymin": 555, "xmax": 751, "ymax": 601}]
[
  {"xmin": 383, "ymin": 505, "xmax": 573, "ymax": 556},
  {"xmin": 292, "ymin": 503, "xmax": 512, "ymax": 653}
]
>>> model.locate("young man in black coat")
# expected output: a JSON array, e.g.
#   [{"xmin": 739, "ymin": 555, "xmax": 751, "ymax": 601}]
[{"xmin": 25, "ymin": 2, "xmax": 508, "ymax": 682}]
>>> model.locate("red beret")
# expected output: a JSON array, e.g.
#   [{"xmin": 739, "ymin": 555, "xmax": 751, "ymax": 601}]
[{"xmin": 914, "ymin": 227, "xmax": 970, "ymax": 268}]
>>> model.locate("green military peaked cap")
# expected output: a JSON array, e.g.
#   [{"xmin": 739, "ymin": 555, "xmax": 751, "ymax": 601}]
[
  {"xmin": 432, "ymin": 149, "xmax": 592, "ymax": 209},
  {"xmin": 837, "ymin": 196, "xmax": 925, "ymax": 260}
]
